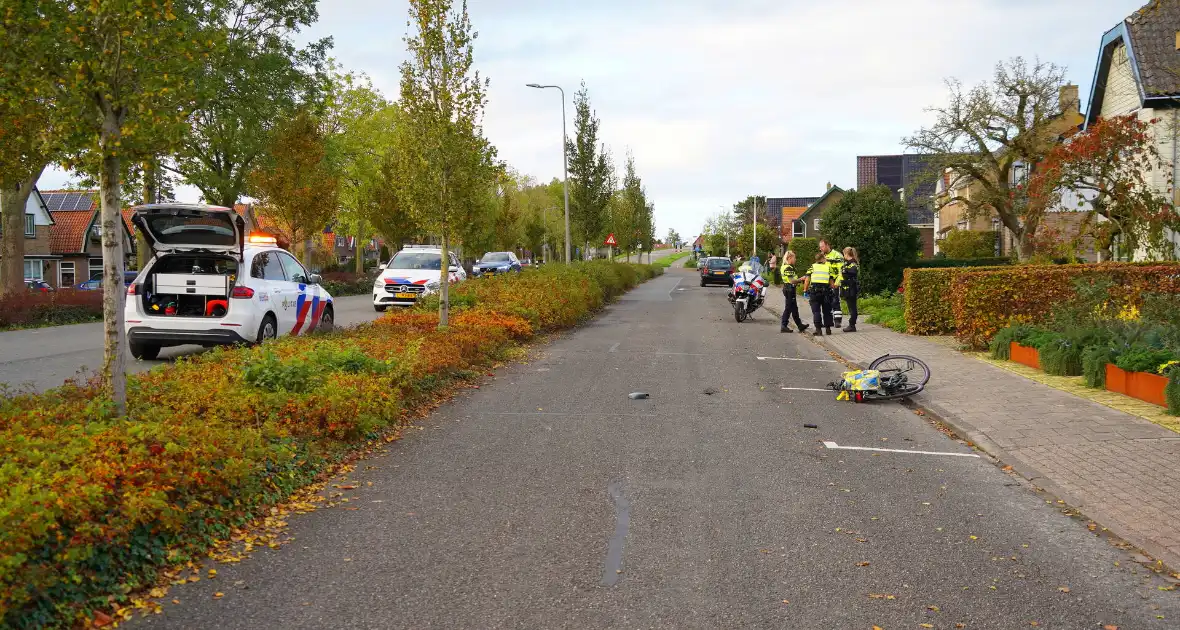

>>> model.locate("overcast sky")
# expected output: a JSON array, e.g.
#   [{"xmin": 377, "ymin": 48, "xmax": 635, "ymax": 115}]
[{"xmin": 39, "ymin": 0, "xmax": 1144, "ymax": 241}]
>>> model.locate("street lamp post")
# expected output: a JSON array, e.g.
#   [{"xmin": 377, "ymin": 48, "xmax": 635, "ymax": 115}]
[
  {"xmin": 527, "ymin": 83, "xmax": 571, "ymax": 264},
  {"xmin": 720, "ymin": 205, "xmax": 730, "ymax": 258}
]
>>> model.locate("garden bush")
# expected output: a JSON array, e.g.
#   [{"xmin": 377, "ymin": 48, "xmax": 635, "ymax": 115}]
[
  {"xmin": 988, "ymin": 324, "xmax": 1037, "ymax": 360},
  {"xmin": 1113, "ymin": 346, "xmax": 1176, "ymax": 374},
  {"xmin": 1082, "ymin": 344, "xmax": 1116, "ymax": 388},
  {"xmin": 787, "ymin": 238, "xmax": 819, "ymax": 279},
  {"xmin": 854, "ymin": 292, "xmax": 906, "ymax": 332},
  {"xmin": 0, "ymin": 262, "xmax": 657, "ymax": 628},
  {"xmin": 902, "ymin": 264, "xmax": 1012, "ymax": 335},
  {"xmin": 1165, "ymin": 364, "xmax": 1180, "ymax": 415},
  {"xmin": 319, "ymin": 271, "xmax": 376, "ymax": 297},
  {"xmin": 951, "ymin": 263, "xmax": 1180, "ymax": 349},
  {"xmin": 935, "ymin": 230, "xmax": 1000, "ymax": 259}
]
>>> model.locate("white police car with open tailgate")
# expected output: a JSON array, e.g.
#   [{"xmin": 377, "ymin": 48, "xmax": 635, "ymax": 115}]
[{"xmin": 124, "ymin": 203, "xmax": 333, "ymax": 360}]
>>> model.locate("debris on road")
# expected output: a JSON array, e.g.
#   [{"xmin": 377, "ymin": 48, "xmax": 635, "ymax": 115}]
[
  {"xmin": 804, "ymin": 424, "xmax": 818, "ymax": 429},
  {"xmin": 628, "ymin": 392, "xmax": 649, "ymax": 399}
]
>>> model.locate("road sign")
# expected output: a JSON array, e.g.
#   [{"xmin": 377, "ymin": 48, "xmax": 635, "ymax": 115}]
[{"xmin": 604, "ymin": 233, "xmax": 617, "ymax": 246}]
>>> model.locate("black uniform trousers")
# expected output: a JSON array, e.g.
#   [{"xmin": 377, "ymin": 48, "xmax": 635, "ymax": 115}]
[
  {"xmin": 781, "ymin": 287, "xmax": 805, "ymax": 330},
  {"xmin": 809, "ymin": 286, "xmax": 834, "ymax": 330},
  {"xmin": 844, "ymin": 284, "xmax": 859, "ymax": 326}
]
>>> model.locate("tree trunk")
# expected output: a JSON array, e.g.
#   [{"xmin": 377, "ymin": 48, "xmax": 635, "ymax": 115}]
[
  {"xmin": 100, "ymin": 109, "xmax": 128, "ymax": 416},
  {"xmin": 439, "ymin": 226, "xmax": 450, "ymax": 329},
  {"xmin": 355, "ymin": 224, "xmax": 365, "ymax": 275},
  {"xmin": 0, "ymin": 167, "xmax": 44, "ymax": 296},
  {"xmin": 136, "ymin": 158, "xmax": 157, "ymax": 271},
  {"xmin": 303, "ymin": 237, "xmax": 314, "ymax": 269}
]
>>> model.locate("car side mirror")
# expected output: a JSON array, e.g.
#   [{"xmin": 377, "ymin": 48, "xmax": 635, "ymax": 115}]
[
  {"xmin": 448, "ymin": 265, "xmax": 460, "ymax": 273},
  {"xmin": 308, "ymin": 273, "xmax": 322, "ymax": 285},
  {"xmin": 378, "ymin": 263, "xmax": 387, "ymax": 270}
]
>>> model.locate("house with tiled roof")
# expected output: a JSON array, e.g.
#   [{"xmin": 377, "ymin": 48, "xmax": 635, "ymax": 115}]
[
  {"xmin": 795, "ymin": 184, "xmax": 846, "ymax": 240},
  {"xmin": 1083, "ymin": 0, "xmax": 1180, "ymax": 258},
  {"xmin": 766, "ymin": 196, "xmax": 821, "ymax": 245},
  {"xmin": 0, "ymin": 187, "xmax": 57, "ymax": 285},
  {"xmin": 42, "ymin": 189, "xmax": 134, "ymax": 287}
]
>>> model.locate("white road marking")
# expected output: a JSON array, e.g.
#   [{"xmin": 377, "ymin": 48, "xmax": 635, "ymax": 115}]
[
  {"xmin": 608, "ymin": 342, "xmax": 620, "ymax": 353},
  {"xmin": 822, "ymin": 441, "xmax": 979, "ymax": 458},
  {"xmin": 667, "ymin": 277, "xmax": 683, "ymax": 298},
  {"xmin": 781, "ymin": 387, "xmax": 833, "ymax": 392},
  {"xmin": 758, "ymin": 356, "xmax": 837, "ymax": 363}
]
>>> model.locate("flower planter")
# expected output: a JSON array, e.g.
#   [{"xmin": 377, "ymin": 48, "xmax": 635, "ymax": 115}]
[
  {"xmin": 1010, "ymin": 342, "xmax": 1041, "ymax": 370},
  {"xmin": 1105, "ymin": 364, "xmax": 1169, "ymax": 407}
]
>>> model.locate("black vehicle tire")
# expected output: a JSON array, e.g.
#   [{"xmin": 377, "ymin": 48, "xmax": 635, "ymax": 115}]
[
  {"xmin": 318, "ymin": 306, "xmax": 334, "ymax": 333},
  {"xmin": 129, "ymin": 342, "xmax": 160, "ymax": 361},
  {"xmin": 374, "ymin": 304, "xmax": 388, "ymax": 313},
  {"xmin": 256, "ymin": 314, "xmax": 278, "ymax": 345},
  {"xmin": 700, "ymin": 278, "xmax": 706, "ymax": 287},
  {"xmin": 734, "ymin": 303, "xmax": 747, "ymax": 323}
]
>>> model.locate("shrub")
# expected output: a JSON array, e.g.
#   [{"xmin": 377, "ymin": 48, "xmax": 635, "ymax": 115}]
[
  {"xmin": 908, "ymin": 257, "xmax": 1014, "ymax": 269},
  {"xmin": 988, "ymin": 324, "xmax": 1037, "ymax": 360},
  {"xmin": 1039, "ymin": 337, "xmax": 1084, "ymax": 376},
  {"xmin": 952, "ymin": 263, "xmax": 1180, "ymax": 349},
  {"xmin": 1082, "ymin": 344, "xmax": 1115, "ymax": 388},
  {"xmin": 937, "ymin": 230, "xmax": 999, "ymax": 259},
  {"xmin": 1165, "ymin": 364, "xmax": 1180, "ymax": 415},
  {"xmin": 319, "ymin": 271, "xmax": 374, "ymax": 297},
  {"xmin": 854, "ymin": 292, "xmax": 905, "ymax": 332},
  {"xmin": 0, "ymin": 261, "xmax": 655, "ymax": 627},
  {"xmin": 1114, "ymin": 346, "xmax": 1176, "ymax": 374},
  {"xmin": 787, "ymin": 238, "xmax": 819, "ymax": 279},
  {"xmin": 819, "ymin": 185, "xmax": 921, "ymax": 294}
]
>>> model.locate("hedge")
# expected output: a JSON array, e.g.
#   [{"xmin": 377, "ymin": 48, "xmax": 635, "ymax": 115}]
[
  {"xmin": 0, "ymin": 262, "xmax": 660, "ymax": 628},
  {"xmin": 952, "ymin": 263, "xmax": 1180, "ymax": 349},
  {"xmin": 909, "ymin": 257, "xmax": 1014, "ymax": 269},
  {"xmin": 903, "ymin": 265, "xmax": 1013, "ymax": 335},
  {"xmin": 0, "ymin": 289, "xmax": 104, "ymax": 330},
  {"xmin": 787, "ymin": 237, "xmax": 819, "ymax": 279}
]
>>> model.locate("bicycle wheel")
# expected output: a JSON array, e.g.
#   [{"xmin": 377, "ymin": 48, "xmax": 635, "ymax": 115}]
[{"xmin": 868, "ymin": 354, "xmax": 931, "ymax": 387}]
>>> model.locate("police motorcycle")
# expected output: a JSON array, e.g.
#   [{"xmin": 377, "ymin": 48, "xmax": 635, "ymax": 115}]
[{"xmin": 726, "ymin": 261, "xmax": 768, "ymax": 323}]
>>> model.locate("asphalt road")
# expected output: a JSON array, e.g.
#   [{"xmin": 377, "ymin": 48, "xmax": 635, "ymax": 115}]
[
  {"xmin": 127, "ymin": 266, "xmax": 1180, "ymax": 629},
  {"xmin": 0, "ymin": 294, "xmax": 381, "ymax": 393}
]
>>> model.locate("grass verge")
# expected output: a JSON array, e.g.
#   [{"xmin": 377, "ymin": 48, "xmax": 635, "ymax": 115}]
[
  {"xmin": 0, "ymin": 261, "xmax": 660, "ymax": 628},
  {"xmin": 850, "ymin": 292, "xmax": 906, "ymax": 332}
]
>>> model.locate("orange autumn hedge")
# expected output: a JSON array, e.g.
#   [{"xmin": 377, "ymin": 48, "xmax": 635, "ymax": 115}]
[
  {"xmin": 952, "ymin": 263, "xmax": 1180, "ymax": 349},
  {"xmin": 0, "ymin": 262, "xmax": 660, "ymax": 628},
  {"xmin": 903, "ymin": 265, "xmax": 1011, "ymax": 335}
]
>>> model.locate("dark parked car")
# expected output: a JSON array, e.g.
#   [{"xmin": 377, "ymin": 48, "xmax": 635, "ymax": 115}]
[
  {"xmin": 473, "ymin": 251, "xmax": 522, "ymax": 277},
  {"xmin": 700, "ymin": 257, "xmax": 734, "ymax": 286},
  {"xmin": 77, "ymin": 271, "xmax": 138, "ymax": 290},
  {"xmin": 25, "ymin": 280, "xmax": 54, "ymax": 293}
]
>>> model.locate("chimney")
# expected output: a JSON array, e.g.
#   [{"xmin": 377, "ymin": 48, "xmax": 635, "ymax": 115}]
[
  {"xmin": 1060, "ymin": 84, "xmax": 1079, "ymax": 115},
  {"xmin": 826, "ymin": 181, "xmax": 831, "ymax": 191}
]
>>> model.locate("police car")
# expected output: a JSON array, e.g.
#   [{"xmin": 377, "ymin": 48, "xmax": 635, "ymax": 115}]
[
  {"xmin": 124, "ymin": 203, "xmax": 334, "ymax": 360},
  {"xmin": 372, "ymin": 245, "xmax": 466, "ymax": 311}
]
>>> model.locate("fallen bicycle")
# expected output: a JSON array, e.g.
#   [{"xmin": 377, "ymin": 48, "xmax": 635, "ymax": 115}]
[{"xmin": 827, "ymin": 353, "xmax": 930, "ymax": 402}]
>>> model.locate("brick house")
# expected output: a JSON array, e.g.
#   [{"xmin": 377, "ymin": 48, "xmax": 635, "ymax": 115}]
[
  {"xmin": 41, "ymin": 190, "xmax": 135, "ymax": 288},
  {"xmin": 766, "ymin": 195, "xmax": 820, "ymax": 248},
  {"xmin": 793, "ymin": 185, "xmax": 845, "ymax": 241},
  {"xmin": 0, "ymin": 187, "xmax": 58, "ymax": 285},
  {"xmin": 856, "ymin": 154, "xmax": 938, "ymax": 257}
]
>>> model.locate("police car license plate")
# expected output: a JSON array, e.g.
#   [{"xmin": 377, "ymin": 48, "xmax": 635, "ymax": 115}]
[{"xmin": 394, "ymin": 292, "xmax": 416, "ymax": 299}]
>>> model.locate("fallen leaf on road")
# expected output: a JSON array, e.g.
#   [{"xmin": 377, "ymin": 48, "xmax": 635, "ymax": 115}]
[
  {"xmin": 1104, "ymin": 625, "xmax": 1120, "ymax": 630},
  {"xmin": 187, "ymin": 575, "xmax": 200, "ymax": 583},
  {"xmin": 857, "ymin": 562, "xmax": 871, "ymax": 567},
  {"xmin": 213, "ymin": 592, "xmax": 224, "ymax": 599},
  {"xmin": 172, "ymin": 599, "xmax": 180, "ymax": 605},
  {"xmin": 92, "ymin": 611, "xmax": 114, "ymax": 627},
  {"xmin": 1030, "ymin": 622, "xmax": 1039, "ymax": 627},
  {"xmin": 868, "ymin": 593, "xmax": 896, "ymax": 600},
  {"xmin": 207, "ymin": 569, "xmax": 217, "ymax": 578},
  {"xmin": 920, "ymin": 625, "xmax": 933, "ymax": 628},
  {"xmin": 956, "ymin": 624, "xmax": 966, "ymax": 628},
  {"xmin": 781, "ymin": 599, "xmax": 790, "ymax": 604},
  {"xmin": 873, "ymin": 626, "xmax": 883, "ymax": 630},
  {"xmin": 335, "ymin": 484, "xmax": 358, "ymax": 490},
  {"xmin": 1001, "ymin": 465, "xmax": 1013, "ymax": 472},
  {"xmin": 1058, "ymin": 586, "xmax": 1070, "ymax": 593},
  {"xmin": 927, "ymin": 605, "xmax": 940, "ymax": 611},
  {"xmin": 969, "ymin": 535, "xmax": 978, "ymax": 540}
]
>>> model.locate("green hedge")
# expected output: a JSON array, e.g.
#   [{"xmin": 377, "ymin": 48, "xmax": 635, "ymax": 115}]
[
  {"xmin": 787, "ymin": 238, "xmax": 819, "ymax": 279},
  {"xmin": 903, "ymin": 265, "xmax": 1012, "ymax": 335}
]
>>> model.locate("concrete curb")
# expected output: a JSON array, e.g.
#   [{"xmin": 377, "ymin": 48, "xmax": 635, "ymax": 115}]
[{"xmin": 790, "ymin": 321, "xmax": 1180, "ymax": 572}]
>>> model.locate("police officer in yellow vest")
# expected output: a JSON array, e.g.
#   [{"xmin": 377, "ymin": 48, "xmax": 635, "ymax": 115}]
[
  {"xmin": 802, "ymin": 252, "xmax": 835, "ymax": 335},
  {"xmin": 820, "ymin": 239, "xmax": 844, "ymax": 326},
  {"xmin": 778, "ymin": 251, "xmax": 810, "ymax": 334}
]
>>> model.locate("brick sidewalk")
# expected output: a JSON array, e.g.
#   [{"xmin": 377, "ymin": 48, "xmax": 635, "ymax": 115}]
[{"xmin": 762, "ymin": 300, "xmax": 1180, "ymax": 569}]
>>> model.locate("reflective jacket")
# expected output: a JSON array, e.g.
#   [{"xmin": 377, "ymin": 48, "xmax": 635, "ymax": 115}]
[
  {"xmin": 825, "ymin": 250, "xmax": 844, "ymax": 287},
  {"xmin": 807, "ymin": 263, "xmax": 831, "ymax": 285}
]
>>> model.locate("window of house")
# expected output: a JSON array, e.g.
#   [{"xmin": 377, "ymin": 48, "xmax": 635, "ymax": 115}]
[
  {"xmin": 792, "ymin": 220, "xmax": 804, "ymax": 238},
  {"xmin": 89, "ymin": 259, "xmax": 103, "ymax": 280},
  {"xmin": 24, "ymin": 259, "xmax": 43, "ymax": 281},
  {"xmin": 60, "ymin": 261, "xmax": 76, "ymax": 288},
  {"xmin": 25, "ymin": 214, "xmax": 35, "ymax": 237},
  {"xmin": 813, "ymin": 218, "xmax": 821, "ymax": 231},
  {"xmin": 336, "ymin": 236, "xmax": 345, "ymax": 247},
  {"xmin": 957, "ymin": 220, "xmax": 968, "ymax": 230}
]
